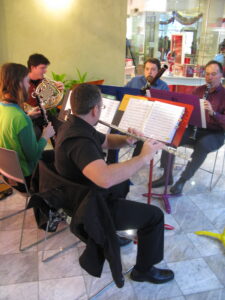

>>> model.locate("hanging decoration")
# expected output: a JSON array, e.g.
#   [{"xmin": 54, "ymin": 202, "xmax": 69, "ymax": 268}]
[{"xmin": 160, "ymin": 11, "xmax": 203, "ymax": 26}]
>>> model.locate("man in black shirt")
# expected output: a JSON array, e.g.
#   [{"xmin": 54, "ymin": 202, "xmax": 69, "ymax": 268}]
[{"xmin": 55, "ymin": 84, "xmax": 174, "ymax": 285}]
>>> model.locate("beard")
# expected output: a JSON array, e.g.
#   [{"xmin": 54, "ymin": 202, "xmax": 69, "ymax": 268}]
[{"xmin": 146, "ymin": 75, "xmax": 154, "ymax": 83}]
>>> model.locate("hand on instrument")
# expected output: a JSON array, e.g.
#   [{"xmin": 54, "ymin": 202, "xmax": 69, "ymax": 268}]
[
  {"xmin": 204, "ymin": 100, "xmax": 214, "ymax": 116},
  {"xmin": 126, "ymin": 127, "xmax": 144, "ymax": 145},
  {"xmin": 41, "ymin": 122, "xmax": 55, "ymax": 141},
  {"xmin": 140, "ymin": 139, "xmax": 164, "ymax": 164},
  {"xmin": 27, "ymin": 106, "xmax": 41, "ymax": 119},
  {"xmin": 54, "ymin": 81, "xmax": 64, "ymax": 91}
]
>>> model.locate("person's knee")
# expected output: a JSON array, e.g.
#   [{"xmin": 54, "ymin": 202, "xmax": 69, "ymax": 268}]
[
  {"xmin": 197, "ymin": 134, "xmax": 224, "ymax": 153},
  {"xmin": 147, "ymin": 205, "xmax": 164, "ymax": 226}
]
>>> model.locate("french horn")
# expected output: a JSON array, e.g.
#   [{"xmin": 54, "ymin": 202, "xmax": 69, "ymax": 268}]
[{"xmin": 24, "ymin": 77, "xmax": 64, "ymax": 113}]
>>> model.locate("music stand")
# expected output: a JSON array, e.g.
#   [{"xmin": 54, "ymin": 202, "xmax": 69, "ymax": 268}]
[
  {"xmin": 99, "ymin": 85, "xmax": 205, "ymax": 213},
  {"xmin": 58, "ymin": 80, "xmax": 104, "ymax": 122},
  {"xmin": 98, "ymin": 85, "xmax": 203, "ymax": 128}
]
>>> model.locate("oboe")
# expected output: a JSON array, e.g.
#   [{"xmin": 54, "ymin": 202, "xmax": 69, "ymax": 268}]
[{"xmin": 98, "ymin": 120, "xmax": 191, "ymax": 161}]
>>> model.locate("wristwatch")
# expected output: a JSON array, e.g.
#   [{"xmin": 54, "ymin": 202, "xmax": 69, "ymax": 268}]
[{"xmin": 212, "ymin": 111, "xmax": 217, "ymax": 117}]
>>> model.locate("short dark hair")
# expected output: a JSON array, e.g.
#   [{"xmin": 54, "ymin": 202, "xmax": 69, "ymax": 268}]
[
  {"xmin": 0, "ymin": 63, "xmax": 28, "ymax": 106},
  {"xmin": 27, "ymin": 53, "xmax": 50, "ymax": 71},
  {"xmin": 205, "ymin": 60, "xmax": 223, "ymax": 74},
  {"xmin": 144, "ymin": 58, "xmax": 161, "ymax": 70},
  {"xmin": 70, "ymin": 83, "xmax": 102, "ymax": 115}
]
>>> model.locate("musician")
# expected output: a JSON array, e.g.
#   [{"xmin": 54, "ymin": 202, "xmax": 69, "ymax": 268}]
[
  {"xmin": 55, "ymin": 83, "xmax": 174, "ymax": 285},
  {"xmin": 124, "ymin": 58, "xmax": 169, "ymax": 158},
  {"xmin": 125, "ymin": 58, "xmax": 169, "ymax": 91},
  {"xmin": 0, "ymin": 63, "xmax": 55, "ymax": 187},
  {"xmin": 27, "ymin": 53, "xmax": 63, "ymax": 138},
  {"xmin": 152, "ymin": 60, "xmax": 225, "ymax": 194}
]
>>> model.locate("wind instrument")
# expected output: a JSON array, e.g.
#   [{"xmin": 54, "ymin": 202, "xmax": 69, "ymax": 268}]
[
  {"xmin": 141, "ymin": 64, "xmax": 168, "ymax": 92},
  {"xmin": 98, "ymin": 120, "xmax": 191, "ymax": 161},
  {"xmin": 190, "ymin": 83, "xmax": 211, "ymax": 140},
  {"xmin": 24, "ymin": 77, "xmax": 64, "ymax": 113}
]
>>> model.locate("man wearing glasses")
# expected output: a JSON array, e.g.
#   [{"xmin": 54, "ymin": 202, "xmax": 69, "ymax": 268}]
[
  {"xmin": 54, "ymin": 83, "xmax": 174, "ymax": 286},
  {"xmin": 152, "ymin": 60, "xmax": 225, "ymax": 194}
]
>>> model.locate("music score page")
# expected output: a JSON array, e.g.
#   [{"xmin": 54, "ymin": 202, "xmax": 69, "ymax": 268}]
[
  {"xmin": 119, "ymin": 98, "xmax": 185, "ymax": 143},
  {"xmin": 119, "ymin": 98, "xmax": 153, "ymax": 131},
  {"xmin": 143, "ymin": 101, "xmax": 184, "ymax": 143},
  {"xmin": 96, "ymin": 98, "xmax": 120, "ymax": 134}
]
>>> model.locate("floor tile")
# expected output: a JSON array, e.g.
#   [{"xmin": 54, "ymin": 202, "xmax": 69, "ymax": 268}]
[
  {"xmin": 131, "ymin": 277, "xmax": 182, "ymax": 300},
  {"xmin": 202, "ymin": 208, "xmax": 225, "ymax": 229},
  {"xmin": 187, "ymin": 231, "xmax": 224, "ymax": 256},
  {"xmin": 86, "ymin": 276, "xmax": 136, "ymax": 300},
  {"xmin": 0, "ymin": 252, "xmax": 38, "ymax": 286},
  {"xmin": 168, "ymin": 258, "xmax": 223, "ymax": 295},
  {"xmin": 185, "ymin": 288, "xmax": 225, "ymax": 300},
  {"xmin": 191, "ymin": 190, "xmax": 225, "ymax": 210},
  {"xmin": 164, "ymin": 234, "xmax": 201, "ymax": 263},
  {"xmin": 172, "ymin": 208, "xmax": 215, "ymax": 233},
  {"xmin": 204, "ymin": 254, "xmax": 225, "ymax": 286},
  {"xmin": 39, "ymin": 276, "xmax": 87, "ymax": 300},
  {"xmin": 0, "ymin": 282, "xmax": 38, "ymax": 300},
  {"xmin": 38, "ymin": 247, "xmax": 83, "ymax": 281}
]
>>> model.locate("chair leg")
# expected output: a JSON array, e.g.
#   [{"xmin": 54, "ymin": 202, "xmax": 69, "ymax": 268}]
[
  {"xmin": 41, "ymin": 216, "xmax": 81, "ymax": 262},
  {"xmin": 19, "ymin": 196, "xmax": 29, "ymax": 251},
  {"xmin": 209, "ymin": 146, "xmax": 225, "ymax": 191},
  {"xmin": 19, "ymin": 205, "xmax": 69, "ymax": 252},
  {"xmin": 88, "ymin": 266, "xmax": 134, "ymax": 300},
  {"xmin": 0, "ymin": 208, "xmax": 26, "ymax": 221}
]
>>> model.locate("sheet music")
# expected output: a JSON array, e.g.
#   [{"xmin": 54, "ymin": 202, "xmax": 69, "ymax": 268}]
[
  {"xmin": 143, "ymin": 101, "xmax": 185, "ymax": 143},
  {"xmin": 65, "ymin": 90, "xmax": 72, "ymax": 110},
  {"xmin": 95, "ymin": 98, "xmax": 120, "ymax": 134},
  {"xmin": 119, "ymin": 98, "xmax": 153, "ymax": 131},
  {"xmin": 199, "ymin": 99, "xmax": 206, "ymax": 128}
]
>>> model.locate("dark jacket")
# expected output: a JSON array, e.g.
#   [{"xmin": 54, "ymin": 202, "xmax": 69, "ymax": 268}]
[{"xmin": 29, "ymin": 159, "xmax": 125, "ymax": 288}]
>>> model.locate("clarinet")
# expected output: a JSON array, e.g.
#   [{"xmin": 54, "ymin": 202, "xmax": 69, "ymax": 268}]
[
  {"xmin": 190, "ymin": 83, "xmax": 211, "ymax": 140},
  {"xmin": 35, "ymin": 94, "xmax": 55, "ymax": 147}
]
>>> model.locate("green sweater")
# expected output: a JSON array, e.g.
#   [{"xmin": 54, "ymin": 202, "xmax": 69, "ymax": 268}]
[{"xmin": 0, "ymin": 103, "xmax": 47, "ymax": 176}]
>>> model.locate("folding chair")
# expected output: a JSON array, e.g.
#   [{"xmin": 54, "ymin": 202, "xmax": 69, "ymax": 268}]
[
  {"xmin": 0, "ymin": 147, "xmax": 30, "ymax": 221},
  {"xmin": 20, "ymin": 159, "xmax": 86, "ymax": 258},
  {"xmin": 180, "ymin": 143, "xmax": 225, "ymax": 191}
]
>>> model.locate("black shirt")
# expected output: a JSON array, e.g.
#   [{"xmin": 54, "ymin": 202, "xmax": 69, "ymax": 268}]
[{"xmin": 55, "ymin": 115, "xmax": 106, "ymax": 186}]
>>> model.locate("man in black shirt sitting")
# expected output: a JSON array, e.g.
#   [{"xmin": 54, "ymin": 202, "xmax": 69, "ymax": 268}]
[{"xmin": 55, "ymin": 83, "xmax": 174, "ymax": 285}]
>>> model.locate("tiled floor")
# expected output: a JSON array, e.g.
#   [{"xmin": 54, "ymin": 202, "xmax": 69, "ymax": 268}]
[{"xmin": 0, "ymin": 148, "xmax": 225, "ymax": 300}]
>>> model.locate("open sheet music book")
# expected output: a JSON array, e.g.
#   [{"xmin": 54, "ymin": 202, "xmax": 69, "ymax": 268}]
[
  {"xmin": 119, "ymin": 97, "xmax": 185, "ymax": 143},
  {"xmin": 95, "ymin": 97, "xmax": 120, "ymax": 134}
]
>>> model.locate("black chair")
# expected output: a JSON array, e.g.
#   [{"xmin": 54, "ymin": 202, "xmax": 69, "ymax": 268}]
[{"xmin": 21, "ymin": 158, "xmax": 90, "ymax": 260}]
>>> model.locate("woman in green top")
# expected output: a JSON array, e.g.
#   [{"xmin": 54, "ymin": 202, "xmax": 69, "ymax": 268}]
[{"xmin": 0, "ymin": 63, "xmax": 55, "ymax": 187}]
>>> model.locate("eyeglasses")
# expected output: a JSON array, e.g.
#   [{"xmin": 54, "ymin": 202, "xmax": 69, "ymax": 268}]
[{"xmin": 99, "ymin": 104, "xmax": 106, "ymax": 110}]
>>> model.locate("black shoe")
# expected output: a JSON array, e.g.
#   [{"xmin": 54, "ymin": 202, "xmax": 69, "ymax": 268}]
[
  {"xmin": 130, "ymin": 266, "xmax": 174, "ymax": 284},
  {"xmin": 152, "ymin": 176, "xmax": 173, "ymax": 188},
  {"xmin": 170, "ymin": 178, "xmax": 186, "ymax": 194},
  {"xmin": 118, "ymin": 236, "xmax": 132, "ymax": 247}
]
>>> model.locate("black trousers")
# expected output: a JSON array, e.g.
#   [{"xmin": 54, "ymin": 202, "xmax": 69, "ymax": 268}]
[
  {"xmin": 161, "ymin": 126, "xmax": 224, "ymax": 180},
  {"xmin": 110, "ymin": 198, "xmax": 164, "ymax": 272}
]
